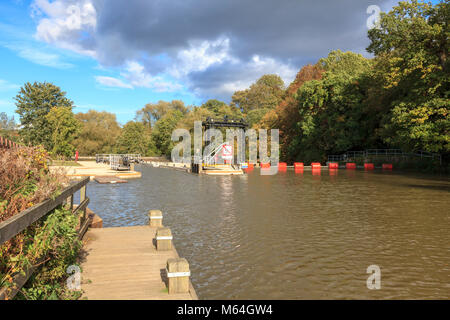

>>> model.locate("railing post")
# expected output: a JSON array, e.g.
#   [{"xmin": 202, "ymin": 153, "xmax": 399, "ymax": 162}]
[
  {"xmin": 80, "ymin": 184, "xmax": 87, "ymax": 221},
  {"xmin": 66, "ymin": 194, "xmax": 74, "ymax": 211}
]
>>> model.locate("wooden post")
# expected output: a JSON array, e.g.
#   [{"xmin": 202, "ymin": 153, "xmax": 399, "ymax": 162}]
[
  {"xmin": 148, "ymin": 210, "xmax": 163, "ymax": 227},
  {"xmin": 156, "ymin": 227, "xmax": 172, "ymax": 251},
  {"xmin": 80, "ymin": 185, "xmax": 87, "ymax": 221},
  {"xmin": 130, "ymin": 163, "xmax": 135, "ymax": 171},
  {"xmin": 66, "ymin": 195, "xmax": 74, "ymax": 211},
  {"xmin": 166, "ymin": 258, "xmax": 190, "ymax": 294}
]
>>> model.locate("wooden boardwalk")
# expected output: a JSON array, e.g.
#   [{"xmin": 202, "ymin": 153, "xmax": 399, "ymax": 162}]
[{"xmin": 79, "ymin": 226, "xmax": 197, "ymax": 300}]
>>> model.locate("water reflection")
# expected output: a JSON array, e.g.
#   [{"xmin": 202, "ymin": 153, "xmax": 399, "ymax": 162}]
[{"xmin": 86, "ymin": 166, "xmax": 450, "ymax": 299}]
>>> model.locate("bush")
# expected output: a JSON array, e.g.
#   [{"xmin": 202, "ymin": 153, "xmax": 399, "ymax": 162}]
[{"xmin": 0, "ymin": 146, "xmax": 81, "ymax": 299}]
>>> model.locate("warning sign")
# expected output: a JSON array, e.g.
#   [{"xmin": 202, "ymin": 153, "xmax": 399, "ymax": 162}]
[{"xmin": 222, "ymin": 144, "xmax": 233, "ymax": 160}]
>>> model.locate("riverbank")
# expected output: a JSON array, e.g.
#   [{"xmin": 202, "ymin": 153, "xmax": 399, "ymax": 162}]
[{"xmin": 50, "ymin": 161, "xmax": 142, "ymax": 180}]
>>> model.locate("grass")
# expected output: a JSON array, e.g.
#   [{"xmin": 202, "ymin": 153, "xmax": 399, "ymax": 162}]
[{"xmin": 50, "ymin": 160, "xmax": 82, "ymax": 167}]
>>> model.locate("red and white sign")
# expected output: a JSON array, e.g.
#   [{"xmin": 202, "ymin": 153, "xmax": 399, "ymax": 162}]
[{"xmin": 222, "ymin": 144, "xmax": 233, "ymax": 160}]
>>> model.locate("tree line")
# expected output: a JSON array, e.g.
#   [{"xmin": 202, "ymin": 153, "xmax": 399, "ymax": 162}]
[{"xmin": 4, "ymin": 0, "xmax": 448, "ymax": 163}]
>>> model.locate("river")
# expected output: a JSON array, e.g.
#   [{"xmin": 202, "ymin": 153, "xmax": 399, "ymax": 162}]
[{"xmin": 84, "ymin": 165, "xmax": 450, "ymax": 299}]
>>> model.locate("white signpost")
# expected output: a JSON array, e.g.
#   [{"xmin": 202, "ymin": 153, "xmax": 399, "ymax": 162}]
[{"xmin": 222, "ymin": 144, "xmax": 233, "ymax": 161}]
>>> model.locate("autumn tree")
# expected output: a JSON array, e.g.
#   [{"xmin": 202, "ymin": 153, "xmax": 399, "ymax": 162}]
[
  {"xmin": 136, "ymin": 100, "xmax": 188, "ymax": 129},
  {"xmin": 73, "ymin": 110, "xmax": 121, "ymax": 155},
  {"xmin": 257, "ymin": 65, "xmax": 324, "ymax": 161},
  {"xmin": 232, "ymin": 74, "xmax": 285, "ymax": 126},
  {"xmin": 290, "ymin": 51, "xmax": 373, "ymax": 162}
]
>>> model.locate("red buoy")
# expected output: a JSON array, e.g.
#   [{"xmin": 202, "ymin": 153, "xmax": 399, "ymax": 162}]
[
  {"xmin": 346, "ymin": 163, "xmax": 356, "ymax": 169},
  {"xmin": 260, "ymin": 163, "xmax": 271, "ymax": 169},
  {"xmin": 311, "ymin": 162, "xmax": 321, "ymax": 169},
  {"xmin": 294, "ymin": 162, "xmax": 304, "ymax": 169},
  {"xmin": 364, "ymin": 163, "xmax": 374, "ymax": 170},
  {"xmin": 328, "ymin": 162, "xmax": 339, "ymax": 169},
  {"xmin": 382, "ymin": 163, "xmax": 393, "ymax": 170},
  {"xmin": 278, "ymin": 162, "xmax": 287, "ymax": 171}
]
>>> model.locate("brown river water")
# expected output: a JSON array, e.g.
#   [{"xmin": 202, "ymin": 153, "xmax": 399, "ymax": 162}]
[{"xmin": 84, "ymin": 165, "xmax": 450, "ymax": 299}]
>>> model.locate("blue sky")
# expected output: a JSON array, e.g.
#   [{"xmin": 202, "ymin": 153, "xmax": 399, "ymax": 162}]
[{"xmin": 0, "ymin": 0, "xmax": 441, "ymax": 124}]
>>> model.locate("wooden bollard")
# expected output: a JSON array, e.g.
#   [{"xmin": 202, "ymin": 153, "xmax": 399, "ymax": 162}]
[
  {"xmin": 156, "ymin": 227, "xmax": 172, "ymax": 251},
  {"xmin": 148, "ymin": 209, "xmax": 163, "ymax": 227},
  {"xmin": 166, "ymin": 258, "xmax": 190, "ymax": 294}
]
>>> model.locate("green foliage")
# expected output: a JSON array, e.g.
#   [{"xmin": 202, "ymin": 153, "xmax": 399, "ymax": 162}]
[
  {"xmin": 15, "ymin": 82, "xmax": 74, "ymax": 149},
  {"xmin": 151, "ymin": 109, "xmax": 184, "ymax": 156},
  {"xmin": 201, "ymin": 99, "xmax": 227, "ymax": 114},
  {"xmin": 232, "ymin": 74, "xmax": 285, "ymax": 114},
  {"xmin": 136, "ymin": 100, "xmax": 188, "ymax": 129},
  {"xmin": 13, "ymin": 206, "xmax": 82, "ymax": 300},
  {"xmin": 290, "ymin": 50, "xmax": 373, "ymax": 162},
  {"xmin": 246, "ymin": 108, "xmax": 272, "ymax": 127},
  {"xmin": 0, "ymin": 147, "xmax": 80, "ymax": 300},
  {"xmin": 267, "ymin": 1, "xmax": 449, "ymax": 164},
  {"xmin": 116, "ymin": 121, "xmax": 157, "ymax": 156},
  {"xmin": 367, "ymin": 0, "xmax": 449, "ymax": 153},
  {"xmin": 45, "ymin": 107, "xmax": 80, "ymax": 158},
  {"xmin": 73, "ymin": 110, "xmax": 121, "ymax": 156}
]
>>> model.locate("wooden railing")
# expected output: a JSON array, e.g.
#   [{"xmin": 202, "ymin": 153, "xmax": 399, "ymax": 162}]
[
  {"xmin": 0, "ymin": 136, "xmax": 20, "ymax": 149},
  {"xmin": 0, "ymin": 177, "xmax": 90, "ymax": 300}
]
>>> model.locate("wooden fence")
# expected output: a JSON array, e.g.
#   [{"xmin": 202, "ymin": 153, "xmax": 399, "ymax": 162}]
[
  {"xmin": 0, "ymin": 136, "xmax": 20, "ymax": 149},
  {"xmin": 0, "ymin": 177, "xmax": 90, "ymax": 300}
]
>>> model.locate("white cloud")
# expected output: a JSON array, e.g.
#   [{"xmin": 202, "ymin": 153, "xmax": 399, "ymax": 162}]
[
  {"xmin": 5, "ymin": 43, "xmax": 74, "ymax": 69},
  {"xmin": 121, "ymin": 61, "xmax": 183, "ymax": 92},
  {"xmin": 28, "ymin": 0, "xmax": 396, "ymax": 100},
  {"xmin": 0, "ymin": 80, "xmax": 20, "ymax": 92},
  {"xmin": 32, "ymin": 0, "xmax": 97, "ymax": 57},
  {"xmin": 94, "ymin": 76, "xmax": 133, "ymax": 89},
  {"xmin": 170, "ymin": 37, "xmax": 235, "ymax": 78}
]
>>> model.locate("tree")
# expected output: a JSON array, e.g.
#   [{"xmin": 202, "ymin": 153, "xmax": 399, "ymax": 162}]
[
  {"xmin": 15, "ymin": 82, "xmax": 73, "ymax": 149},
  {"xmin": 0, "ymin": 112, "xmax": 16, "ymax": 131},
  {"xmin": 291, "ymin": 51, "xmax": 373, "ymax": 162},
  {"xmin": 116, "ymin": 121, "xmax": 156, "ymax": 155},
  {"xmin": 152, "ymin": 109, "xmax": 184, "ymax": 156},
  {"xmin": 367, "ymin": 0, "xmax": 449, "ymax": 153},
  {"xmin": 45, "ymin": 107, "xmax": 80, "ymax": 157},
  {"xmin": 73, "ymin": 110, "xmax": 122, "ymax": 155},
  {"xmin": 177, "ymin": 107, "xmax": 215, "ymax": 132},
  {"xmin": 0, "ymin": 112, "xmax": 19, "ymax": 143},
  {"xmin": 258, "ymin": 64, "xmax": 324, "ymax": 161},
  {"xmin": 232, "ymin": 74, "xmax": 285, "ymax": 114},
  {"xmin": 201, "ymin": 99, "xmax": 227, "ymax": 114},
  {"xmin": 136, "ymin": 100, "xmax": 188, "ymax": 129}
]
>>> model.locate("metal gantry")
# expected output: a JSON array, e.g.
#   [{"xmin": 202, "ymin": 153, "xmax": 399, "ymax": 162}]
[
  {"xmin": 201, "ymin": 116, "xmax": 248, "ymax": 167},
  {"xmin": 95, "ymin": 154, "xmax": 142, "ymax": 170}
]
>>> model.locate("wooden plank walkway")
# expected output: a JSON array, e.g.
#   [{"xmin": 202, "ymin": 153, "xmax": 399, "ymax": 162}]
[
  {"xmin": 79, "ymin": 226, "xmax": 197, "ymax": 300},
  {"xmin": 94, "ymin": 176, "xmax": 128, "ymax": 184}
]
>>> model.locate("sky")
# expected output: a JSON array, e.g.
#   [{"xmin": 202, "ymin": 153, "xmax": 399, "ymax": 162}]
[{"xmin": 0, "ymin": 0, "xmax": 440, "ymax": 124}]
